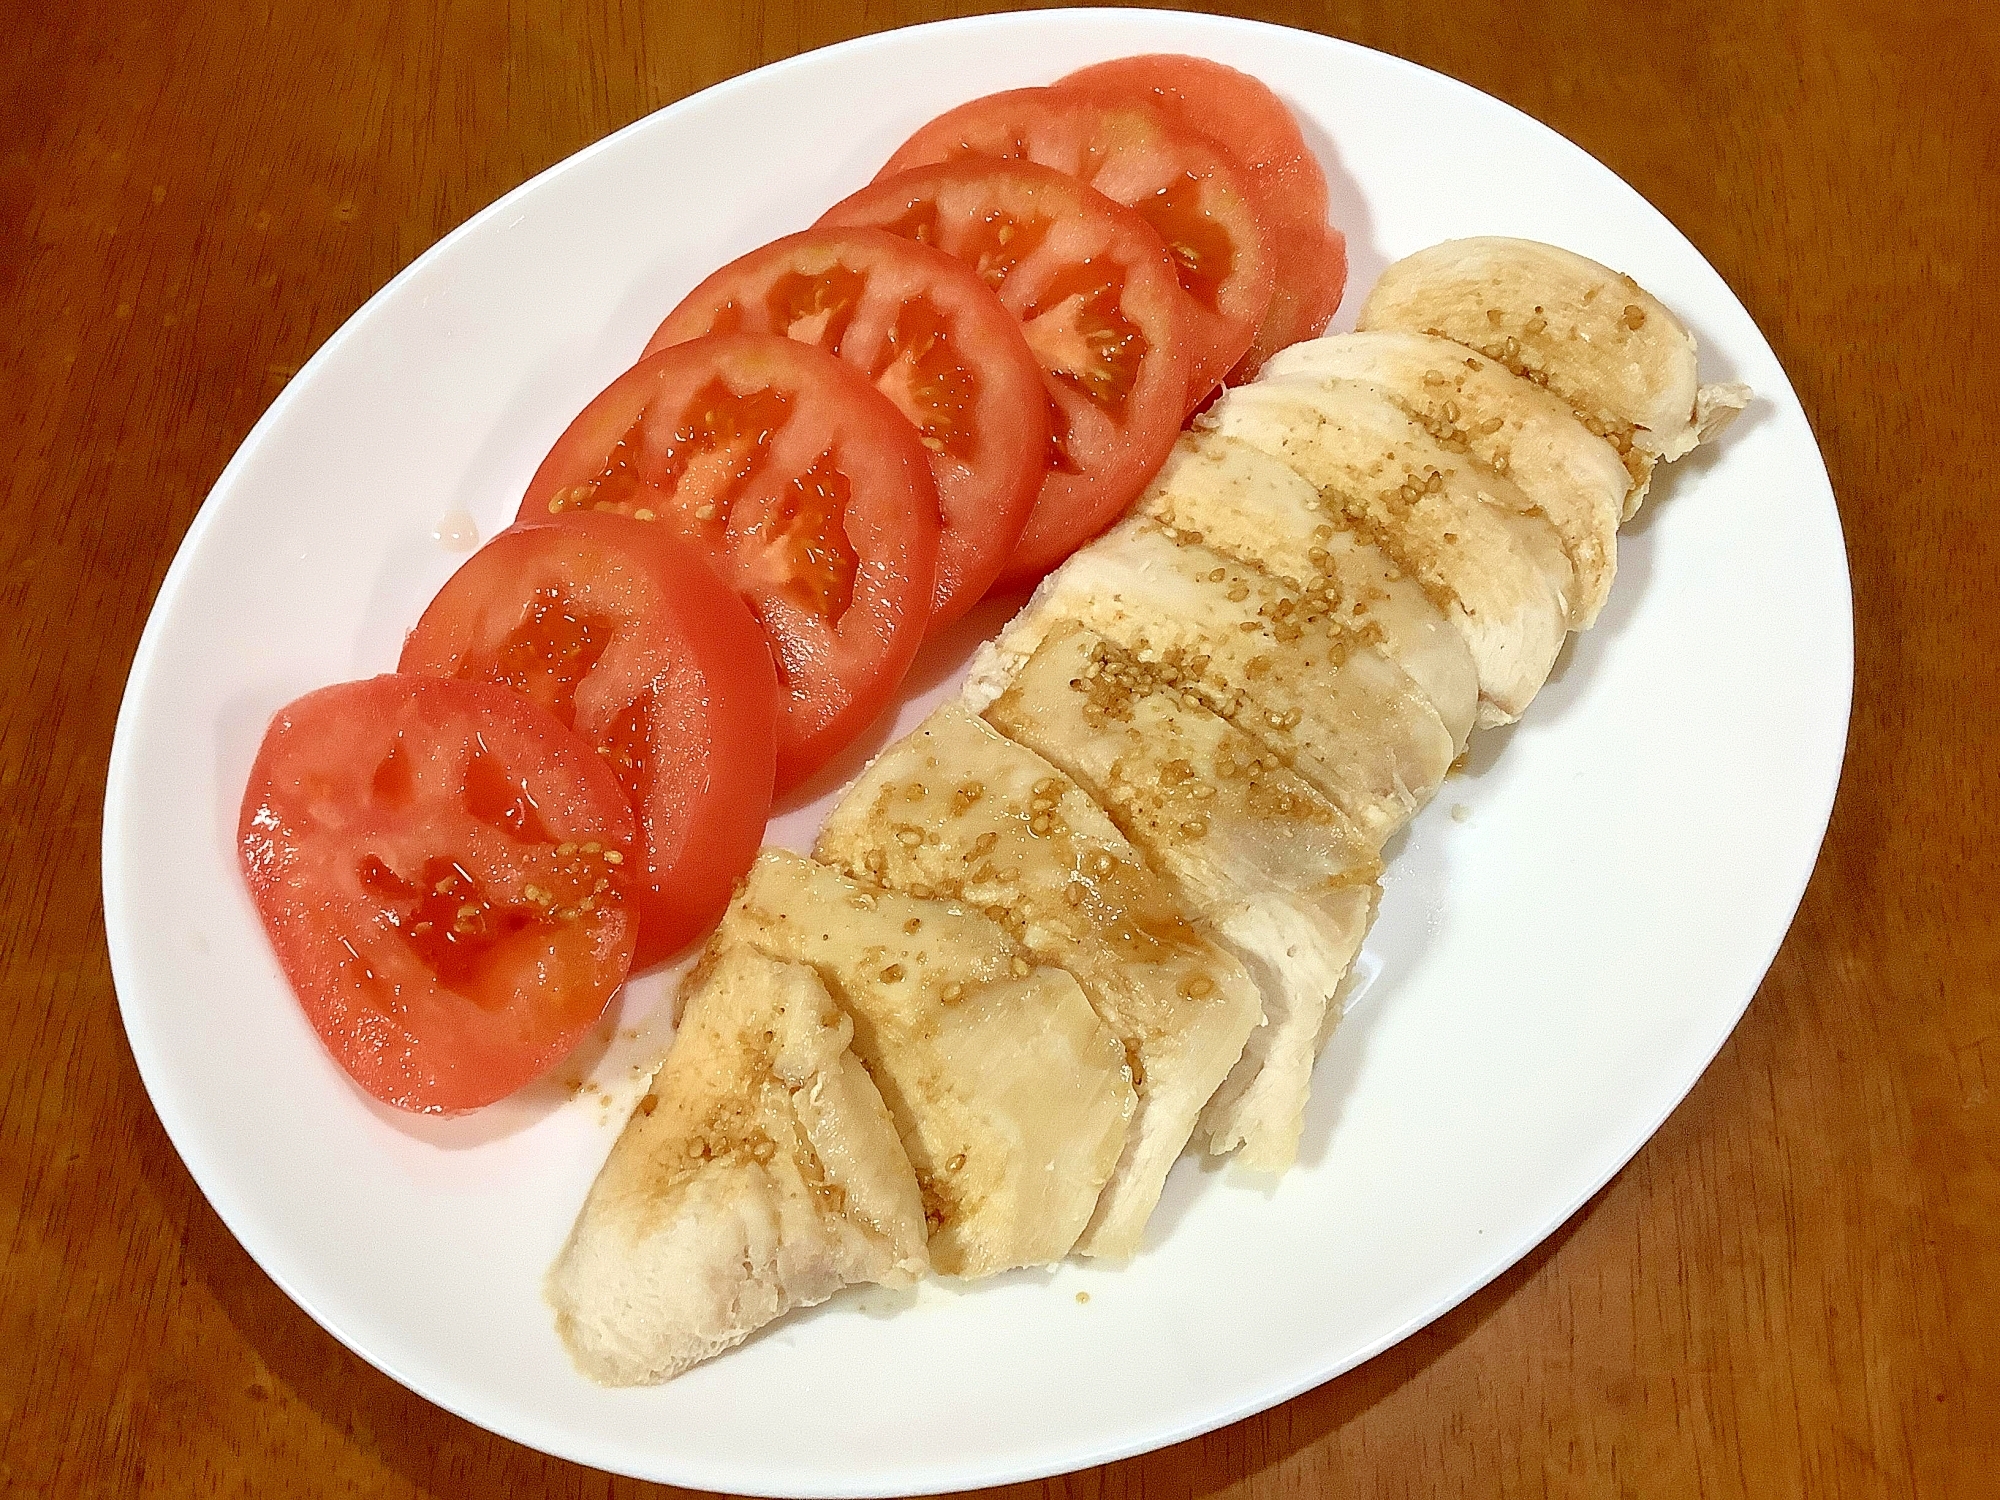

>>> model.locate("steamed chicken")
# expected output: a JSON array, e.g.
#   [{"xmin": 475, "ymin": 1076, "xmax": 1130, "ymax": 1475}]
[{"xmin": 551, "ymin": 234, "xmax": 1747, "ymax": 1384}]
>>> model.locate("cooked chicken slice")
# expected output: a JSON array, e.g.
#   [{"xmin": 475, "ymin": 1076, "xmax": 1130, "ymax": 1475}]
[
  {"xmin": 816, "ymin": 703, "xmax": 1261, "ymax": 1256},
  {"xmin": 717, "ymin": 848, "xmax": 1133, "ymax": 1278},
  {"xmin": 1202, "ymin": 377, "xmax": 1575, "ymax": 726},
  {"xmin": 1133, "ymin": 430, "xmax": 1479, "ymax": 753},
  {"xmin": 1261, "ymin": 331, "xmax": 1624, "ymax": 626},
  {"xmin": 1357, "ymin": 237, "xmax": 1751, "ymax": 515},
  {"xmin": 965, "ymin": 518, "xmax": 1455, "ymax": 847},
  {"xmin": 985, "ymin": 621, "xmax": 1381, "ymax": 1172},
  {"xmin": 546, "ymin": 947, "xmax": 928, "ymax": 1385}
]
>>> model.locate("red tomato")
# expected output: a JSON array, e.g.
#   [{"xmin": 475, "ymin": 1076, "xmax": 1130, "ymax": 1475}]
[
  {"xmin": 1059, "ymin": 55, "xmax": 1348, "ymax": 378},
  {"xmin": 398, "ymin": 515, "xmax": 776, "ymax": 969},
  {"xmin": 643, "ymin": 227, "xmax": 1046, "ymax": 629},
  {"xmin": 516, "ymin": 333, "xmax": 939, "ymax": 792},
  {"xmin": 819, "ymin": 161, "xmax": 1191, "ymax": 585},
  {"xmin": 876, "ymin": 86, "xmax": 1272, "ymax": 406},
  {"xmin": 239, "ymin": 675, "xmax": 638, "ymax": 1114}
]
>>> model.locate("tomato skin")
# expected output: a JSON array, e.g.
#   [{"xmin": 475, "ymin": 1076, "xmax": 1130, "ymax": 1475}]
[
  {"xmin": 398, "ymin": 515, "xmax": 777, "ymax": 969},
  {"xmin": 643, "ymin": 227, "xmax": 1046, "ymax": 629},
  {"xmin": 516, "ymin": 333, "xmax": 940, "ymax": 792},
  {"xmin": 239, "ymin": 675, "xmax": 638, "ymax": 1114},
  {"xmin": 876, "ymin": 86, "xmax": 1273, "ymax": 406},
  {"xmin": 819, "ymin": 160, "xmax": 1192, "ymax": 586},
  {"xmin": 1058, "ymin": 54, "xmax": 1348, "ymax": 378}
]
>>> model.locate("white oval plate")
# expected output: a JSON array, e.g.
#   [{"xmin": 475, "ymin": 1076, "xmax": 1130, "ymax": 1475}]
[{"xmin": 104, "ymin": 10, "xmax": 1850, "ymax": 1496}]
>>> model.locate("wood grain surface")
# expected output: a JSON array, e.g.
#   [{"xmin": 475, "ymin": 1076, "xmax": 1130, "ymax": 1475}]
[{"xmin": 4, "ymin": 0, "xmax": 1996, "ymax": 1495}]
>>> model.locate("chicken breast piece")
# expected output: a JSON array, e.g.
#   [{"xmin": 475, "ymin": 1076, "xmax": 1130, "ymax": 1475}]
[
  {"xmin": 1261, "ymin": 331, "xmax": 1625, "ymax": 626},
  {"xmin": 547, "ymin": 947, "xmax": 928, "ymax": 1386},
  {"xmin": 1357, "ymin": 237, "xmax": 1751, "ymax": 515},
  {"xmin": 1134, "ymin": 429, "xmax": 1479, "ymax": 753},
  {"xmin": 717, "ymin": 848, "xmax": 1133, "ymax": 1278},
  {"xmin": 816, "ymin": 703, "xmax": 1261, "ymax": 1256},
  {"xmin": 985, "ymin": 621, "xmax": 1382, "ymax": 1172},
  {"xmin": 1203, "ymin": 377, "xmax": 1575, "ymax": 726},
  {"xmin": 965, "ymin": 518, "xmax": 1455, "ymax": 848}
]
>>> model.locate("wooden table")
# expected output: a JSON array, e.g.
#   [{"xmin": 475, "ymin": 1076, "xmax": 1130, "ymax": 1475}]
[{"xmin": 6, "ymin": 0, "xmax": 1996, "ymax": 1494}]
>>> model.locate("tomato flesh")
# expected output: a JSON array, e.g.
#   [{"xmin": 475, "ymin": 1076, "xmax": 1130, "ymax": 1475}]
[
  {"xmin": 518, "ymin": 333, "xmax": 939, "ymax": 792},
  {"xmin": 645, "ymin": 227, "xmax": 1045, "ymax": 626},
  {"xmin": 876, "ymin": 85, "xmax": 1272, "ymax": 406},
  {"xmin": 239, "ymin": 675, "xmax": 639, "ymax": 1114},
  {"xmin": 400, "ymin": 514, "xmax": 778, "ymax": 967},
  {"xmin": 1058, "ymin": 54, "xmax": 1348, "ymax": 378},
  {"xmin": 820, "ymin": 161, "xmax": 1190, "ymax": 585}
]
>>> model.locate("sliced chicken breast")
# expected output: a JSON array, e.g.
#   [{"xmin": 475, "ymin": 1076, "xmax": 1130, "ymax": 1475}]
[
  {"xmin": 985, "ymin": 621, "xmax": 1382, "ymax": 1172},
  {"xmin": 965, "ymin": 517, "xmax": 1456, "ymax": 846},
  {"xmin": 1261, "ymin": 331, "xmax": 1625, "ymax": 626},
  {"xmin": 1202, "ymin": 376, "xmax": 1575, "ymax": 725},
  {"xmin": 816, "ymin": 702, "xmax": 1261, "ymax": 1256},
  {"xmin": 1356, "ymin": 237, "xmax": 1751, "ymax": 515},
  {"xmin": 1133, "ymin": 429, "xmax": 1479, "ymax": 752},
  {"xmin": 547, "ymin": 947, "xmax": 928, "ymax": 1385},
  {"xmin": 717, "ymin": 849, "xmax": 1134, "ymax": 1278}
]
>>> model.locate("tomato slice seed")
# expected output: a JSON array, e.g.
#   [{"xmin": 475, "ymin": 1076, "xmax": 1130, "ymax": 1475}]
[
  {"xmin": 1020, "ymin": 264, "xmax": 1144, "ymax": 413},
  {"xmin": 1141, "ymin": 178, "xmax": 1236, "ymax": 313},
  {"xmin": 484, "ymin": 585, "xmax": 614, "ymax": 727},
  {"xmin": 765, "ymin": 265, "xmax": 868, "ymax": 345},
  {"xmin": 735, "ymin": 455, "xmax": 858, "ymax": 624},
  {"xmin": 462, "ymin": 741, "xmax": 555, "ymax": 844}
]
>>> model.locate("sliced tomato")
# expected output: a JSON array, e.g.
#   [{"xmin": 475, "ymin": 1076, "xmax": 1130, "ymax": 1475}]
[
  {"xmin": 643, "ymin": 227, "xmax": 1045, "ymax": 629},
  {"xmin": 239, "ymin": 674, "xmax": 638, "ymax": 1114},
  {"xmin": 398, "ymin": 515, "xmax": 776, "ymax": 969},
  {"xmin": 876, "ymin": 86, "xmax": 1272, "ymax": 406},
  {"xmin": 1059, "ymin": 55, "xmax": 1348, "ymax": 378},
  {"xmin": 819, "ymin": 161, "xmax": 1190, "ymax": 585},
  {"xmin": 516, "ymin": 333, "xmax": 938, "ymax": 793}
]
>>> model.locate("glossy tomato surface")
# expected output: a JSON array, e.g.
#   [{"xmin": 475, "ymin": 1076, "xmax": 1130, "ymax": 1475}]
[
  {"xmin": 820, "ymin": 160, "xmax": 1191, "ymax": 585},
  {"xmin": 877, "ymin": 86, "xmax": 1272, "ymax": 405},
  {"xmin": 238, "ymin": 674, "xmax": 638, "ymax": 1114},
  {"xmin": 399, "ymin": 515, "xmax": 776, "ymax": 968},
  {"xmin": 1060, "ymin": 54, "xmax": 1347, "ymax": 377},
  {"xmin": 645, "ymin": 227, "xmax": 1045, "ymax": 628},
  {"xmin": 517, "ymin": 333, "xmax": 939, "ymax": 791}
]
